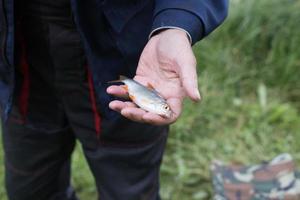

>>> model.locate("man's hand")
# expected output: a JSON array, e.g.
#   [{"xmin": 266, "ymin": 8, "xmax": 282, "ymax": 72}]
[{"xmin": 107, "ymin": 29, "xmax": 201, "ymax": 125}]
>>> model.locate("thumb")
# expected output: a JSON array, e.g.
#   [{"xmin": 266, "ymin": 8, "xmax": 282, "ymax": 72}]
[{"xmin": 177, "ymin": 50, "xmax": 201, "ymax": 102}]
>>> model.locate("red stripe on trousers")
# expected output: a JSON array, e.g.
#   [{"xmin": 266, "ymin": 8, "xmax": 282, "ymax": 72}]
[
  {"xmin": 86, "ymin": 67, "xmax": 101, "ymax": 137},
  {"xmin": 18, "ymin": 35, "xmax": 30, "ymax": 122}
]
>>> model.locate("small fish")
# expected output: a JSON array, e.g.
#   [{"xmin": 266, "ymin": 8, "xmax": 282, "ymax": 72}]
[{"xmin": 109, "ymin": 76, "xmax": 172, "ymax": 118}]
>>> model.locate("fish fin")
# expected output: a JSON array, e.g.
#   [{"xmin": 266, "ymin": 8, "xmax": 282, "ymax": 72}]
[
  {"xmin": 147, "ymin": 82, "xmax": 163, "ymax": 97},
  {"xmin": 157, "ymin": 92, "xmax": 164, "ymax": 99},
  {"xmin": 129, "ymin": 94, "xmax": 136, "ymax": 101},
  {"xmin": 107, "ymin": 75, "xmax": 129, "ymax": 84},
  {"xmin": 119, "ymin": 75, "xmax": 129, "ymax": 80},
  {"xmin": 147, "ymin": 83, "xmax": 155, "ymax": 90},
  {"xmin": 121, "ymin": 85, "xmax": 128, "ymax": 92},
  {"xmin": 147, "ymin": 85, "xmax": 164, "ymax": 99}
]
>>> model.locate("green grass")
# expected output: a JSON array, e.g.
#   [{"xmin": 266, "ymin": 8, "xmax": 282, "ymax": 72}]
[{"xmin": 1, "ymin": 0, "xmax": 300, "ymax": 199}]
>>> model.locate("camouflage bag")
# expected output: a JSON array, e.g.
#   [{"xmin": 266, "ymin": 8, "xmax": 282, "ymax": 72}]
[{"xmin": 211, "ymin": 154, "xmax": 300, "ymax": 200}]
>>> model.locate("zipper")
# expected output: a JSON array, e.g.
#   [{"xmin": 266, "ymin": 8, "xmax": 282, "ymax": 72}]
[{"xmin": 0, "ymin": 0, "xmax": 9, "ymax": 67}]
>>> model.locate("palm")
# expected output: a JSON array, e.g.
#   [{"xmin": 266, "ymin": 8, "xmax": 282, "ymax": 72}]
[
  {"xmin": 134, "ymin": 36, "xmax": 184, "ymax": 101},
  {"xmin": 107, "ymin": 29, "xmax": 200, "ymax": 125}
]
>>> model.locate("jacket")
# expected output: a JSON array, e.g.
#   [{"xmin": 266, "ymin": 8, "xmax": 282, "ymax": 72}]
[{"xmin": 0, "ymin": 0, "xmax": 228, "ymax": 120}]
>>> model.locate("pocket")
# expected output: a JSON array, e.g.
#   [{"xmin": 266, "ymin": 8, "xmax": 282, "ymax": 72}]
[{"xmin": 100, "ymin": 0, "xmax": 153, "ymax": 33}]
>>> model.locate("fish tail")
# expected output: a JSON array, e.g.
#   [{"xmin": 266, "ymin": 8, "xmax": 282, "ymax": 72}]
[{"xmin": 107, "ymin": 75, "xmax": 129, "ymax": 83}]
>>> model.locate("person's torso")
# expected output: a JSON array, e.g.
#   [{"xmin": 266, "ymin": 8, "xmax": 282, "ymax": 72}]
[
  {"xmin": 23, "ymin": 0, "xmax": 71, "ymax": 19},
  {"xmin": 0, "ymin": 0, "xmax": 155, "ymax": 120},
  {"xmin": 19, "ymin": 0, "xmax": 86, "ymax": 88}
]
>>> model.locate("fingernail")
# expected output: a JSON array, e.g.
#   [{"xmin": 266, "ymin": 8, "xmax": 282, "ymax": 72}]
[
  {"xmin": 109, "ymin": 102, "xmax": 116, "ymax": 109},
  {"xmin": 106, "ymin": 87, "xmax": 112, "ymax": 93},
  {"xmin": 195, "ymin": 89, "xmax": 201, "ymax": 101}
]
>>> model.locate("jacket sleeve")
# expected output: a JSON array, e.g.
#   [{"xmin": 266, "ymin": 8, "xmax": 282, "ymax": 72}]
[{"xmin": 151, "ymin": 0, "xmax": 229, "ymax": 45}]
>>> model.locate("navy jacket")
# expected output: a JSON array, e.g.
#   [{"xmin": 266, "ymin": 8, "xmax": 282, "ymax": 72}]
[{"xmin": 0, "ymin": 0, "xmax": 228, "ymax": 120}]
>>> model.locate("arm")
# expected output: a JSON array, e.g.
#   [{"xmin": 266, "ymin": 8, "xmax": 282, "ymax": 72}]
[
  {"xmin": 151, "ymin": 0, "xmax": 229, "ymax": 44},
  {"xmin": 107, "ymin": 1, "xmax": 229, "ymax": 125}
]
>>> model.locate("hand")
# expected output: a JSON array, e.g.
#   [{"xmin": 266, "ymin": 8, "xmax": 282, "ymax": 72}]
[{"xmin": 107, "ymin": 29, "xmax": 201, "ymax": 125}]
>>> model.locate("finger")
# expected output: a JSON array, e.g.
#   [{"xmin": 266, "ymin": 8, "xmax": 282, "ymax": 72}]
[
  {"xmin": 106, "ymin": 85, "xmax": 129, "ymax": 99},
  {"xmin": 109, "ymin": 100, "xmax": 136, "ymax": 112},
  {"xmin": 109, "ymin": 100, "xmax": 127, "ymax": 112},
  {"xmin": 124, "ymin": 101, "xmax": 137, "ymax": 107},
  {"xmin": 142, "ymin": 113, "xmax": 168, "ymax": 125},
  {"xmin": 111, "ymin": 100, "xmax": 168, "ymax": 124},
  {"xmin": 177, "ymin": 50, "xmax": 201, "ymax": 102},
  {"xmin": 121, "ymin": 107, "xmax": 147, "ymax": 123},
  {"xmin": 167, "ymin": 97, "xmax": 182, "ymax": 119}
]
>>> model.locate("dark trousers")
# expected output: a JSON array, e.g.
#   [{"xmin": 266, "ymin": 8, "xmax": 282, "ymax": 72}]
[{"xmin": 2, "ymin": 3, "xmax": 168, "ymax": 200}]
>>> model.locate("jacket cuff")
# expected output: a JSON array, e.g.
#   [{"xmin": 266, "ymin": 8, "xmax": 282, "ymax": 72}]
[
  {"xmin": 149, "ymin": 26, "xmax": 193, "ymax": 44},
  {"xmin": 151, "ymin": 9, "xmax": 204, "ymax": 45}
]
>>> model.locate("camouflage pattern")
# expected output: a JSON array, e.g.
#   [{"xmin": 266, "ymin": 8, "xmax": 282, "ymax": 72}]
[{"xmin": 211, "ymin": 154, "xmax": 300, "ymax": 200}]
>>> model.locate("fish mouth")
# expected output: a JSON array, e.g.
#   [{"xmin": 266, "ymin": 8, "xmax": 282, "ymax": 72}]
[{"xmin": 161, "ymin": 111, "xmax": 172, "ymax": 118}]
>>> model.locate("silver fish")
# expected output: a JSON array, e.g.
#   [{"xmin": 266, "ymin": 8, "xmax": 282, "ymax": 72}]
[{"xmin": 109, "ymin": 76, "xmax": 172, "ymax": 118}]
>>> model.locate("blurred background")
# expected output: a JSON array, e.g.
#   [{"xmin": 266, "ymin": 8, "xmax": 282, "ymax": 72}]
[{"xmin": 1, "ymin": 0, "xmax": 300, "ymax": 199}]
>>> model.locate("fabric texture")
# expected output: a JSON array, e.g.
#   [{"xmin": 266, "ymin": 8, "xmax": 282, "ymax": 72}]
[
  {"xmin": 212, "ymin": 154, "xmax": 300, "ymax": 200},
  {"xmin": 0, "ymin": 0, "xmax": 229, "ymax": 120},
  {"xmin": 2, "ymin": 2, "xmax": 168, "ymax": 199}
]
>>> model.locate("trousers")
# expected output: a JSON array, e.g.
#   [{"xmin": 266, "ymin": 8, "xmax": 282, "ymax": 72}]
[{"xmin": 2, "ymin": 1, "xmax": 168, "ymax": 199}]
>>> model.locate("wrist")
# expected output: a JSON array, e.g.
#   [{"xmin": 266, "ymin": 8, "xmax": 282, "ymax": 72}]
[
  {"xmin": 150, "ymin": 27, "xmax": 192, "ymax": 44},
  {"xmin": 155, "ymin": 29, "xmax": 190, "ymax": 43}
]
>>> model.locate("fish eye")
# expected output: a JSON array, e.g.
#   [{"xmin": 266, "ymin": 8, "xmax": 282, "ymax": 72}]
[{"xmin": 163, "ymin": 105, "xmax": 170, "ymax": 110}]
